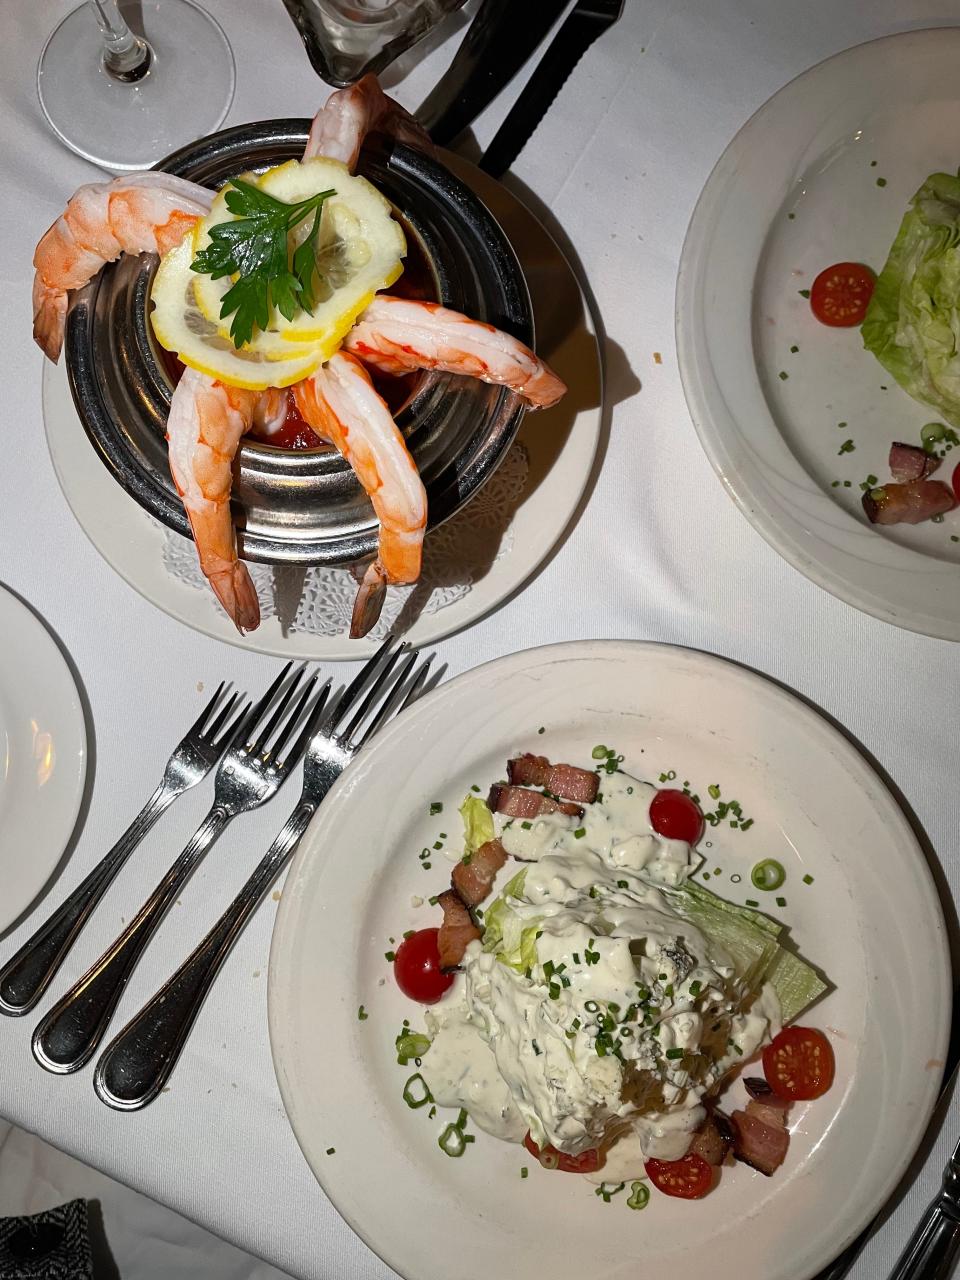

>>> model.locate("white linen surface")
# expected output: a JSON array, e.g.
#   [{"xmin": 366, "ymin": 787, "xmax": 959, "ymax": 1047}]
[{"xmin": 1, "ymin": 1, "xmax": 958, "ymax": 1278}]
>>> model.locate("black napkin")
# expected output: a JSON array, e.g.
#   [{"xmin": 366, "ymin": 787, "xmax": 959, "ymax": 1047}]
[{"xmin": 0, "ymin": 1200, "xmax": 93, "ymax": 1279}]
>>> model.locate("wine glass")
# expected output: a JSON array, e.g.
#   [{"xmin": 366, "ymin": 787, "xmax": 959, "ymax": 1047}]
[{"xmin": 37, "ymin": 0, "xmax": 236, "ymax": 172}]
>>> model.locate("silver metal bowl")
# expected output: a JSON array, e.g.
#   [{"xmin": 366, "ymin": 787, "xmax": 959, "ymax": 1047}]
[{"xmin": 64, "ymin": 120, "xmax": 532, "ymax": 567}]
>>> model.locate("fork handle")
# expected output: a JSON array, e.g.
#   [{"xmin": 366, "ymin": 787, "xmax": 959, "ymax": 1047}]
[
  {"xmin": 0, "ymin": 783, "xmax": 174, "ymax": 1016},
  {"xmin": 888, "ymin": 1145, "xmax": 960, "ymax": 1280},
  {"xmin": 31, "ymin": 804, "xmax": 232, "ymax": 1074},
  {"xmin": 93, "ymin": 801, "xmax": 317, "ymax": 1110}
]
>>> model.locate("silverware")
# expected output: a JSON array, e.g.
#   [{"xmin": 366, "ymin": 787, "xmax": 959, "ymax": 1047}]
[
  {"xmin": 0, "ymin": 684, "xmax": 246, "ymax": 1017},
  {"xmin": 885, "ymin": 1127, "xmax": 960, "ymax": 1280},
  {"xmin": 31, "ymin": 663, "xmax": 316, "ymax": 1074},
  {"xmin": 415, "ymin": 0, "xmax": 567, "ymax": 146},
  {"xmin": 479, "ymin": 0, "xmax": 625, "ymax": 178},
  {"xmin": 93, "ymin": 638, "xmax": 431, "ymax": 1110}
]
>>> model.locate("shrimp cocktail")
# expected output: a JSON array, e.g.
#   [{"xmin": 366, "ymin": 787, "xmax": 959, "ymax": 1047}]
[{"xmin": 32, "ymin": 76, "xmax": 566, "ymax": 639}]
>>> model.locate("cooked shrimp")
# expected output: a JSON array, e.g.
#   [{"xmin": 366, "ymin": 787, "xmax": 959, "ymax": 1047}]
[
  {"xmin": 293, "ymin": 352, "xmax": 427, "ymax": 637},
  {"xmin": 304, "ymin": 73, "xmax": 431, "ymax": 170},
  {"xmin": 166, "ymin": 367, "xmax": 267, "ymax": 633},
  {"xmin": 343, "ymin": 297, "xmax": 567, "ymax": 408},
  {"xmin": 33, "ymin": 173, "xmax": 212, "ymax": 362}
]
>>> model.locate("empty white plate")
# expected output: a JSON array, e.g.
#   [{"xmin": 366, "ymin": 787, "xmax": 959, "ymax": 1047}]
[{"xmin": 0, "ymin": 586, "xmax": 87, "ymax": 934}]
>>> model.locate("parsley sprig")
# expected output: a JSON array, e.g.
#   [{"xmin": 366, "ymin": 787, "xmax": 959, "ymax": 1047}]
[{"xmin": 190, "ymin": 179, "xmax": 336, "ymax": 348}]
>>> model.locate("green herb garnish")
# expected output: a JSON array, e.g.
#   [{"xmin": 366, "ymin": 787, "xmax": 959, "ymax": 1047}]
[{"xmin": 190, "ymin": 179, "xmax": 336, "ymax": 348}]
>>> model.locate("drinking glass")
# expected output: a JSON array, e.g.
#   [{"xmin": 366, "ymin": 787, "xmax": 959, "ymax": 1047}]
[
  {"xmin": 282, "ymin": 0, "xmax": 466, "ymax": 87},
  {"xmin": 37, "ymin": 0, "xmax": 236, "ymax": 172}
]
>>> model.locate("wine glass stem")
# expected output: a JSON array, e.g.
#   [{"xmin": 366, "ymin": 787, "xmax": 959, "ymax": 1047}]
[{"xmin": 89, "ymin": 0, "xmax": 151, "ymax": 80}]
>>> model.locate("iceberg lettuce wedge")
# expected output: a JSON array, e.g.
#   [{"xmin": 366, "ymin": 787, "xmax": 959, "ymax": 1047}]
[{"xmin": 862, "ymin": 171, "xmax": 960, "ymax": 427}]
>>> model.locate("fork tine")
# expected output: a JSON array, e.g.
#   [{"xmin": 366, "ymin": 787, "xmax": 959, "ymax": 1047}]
[
  {"xmin": 201, "ymin": 690, "xmax": 240, "ymax": 743},
  {"xmin": 236, "ymin": 661, "xmax": 293, "ymax": 748},
  {"xmin": 354, "ymin": 650, "xmax": 420, "ymax": 748},
  {"xmin": 185, "ymin": 682, "xmax": 226, "ymax": 739},
  {"xmin": 282, "ymin": 681, "xmax": 332, "ymax": 766},
  {"xmin": 325, "ymin": 634, "xmax": 398, "ymax": 730},
  {"xmin": 249, "ymin": 667, "xmax": 306, "ymax": 756},
  {"xmin": 339, "ymin": 644, "xmax": 409, "ymax": 744},
  {"xmin": 215, "ymin": 699, "xmax": 253, "ymax": 751},
  {"xmin": 400, "ymin": 655, "xmax": 433, "ymax": 709},
  {"xmin": 266, "ymin": 673, "xmax": 318, "ymax": 763}
]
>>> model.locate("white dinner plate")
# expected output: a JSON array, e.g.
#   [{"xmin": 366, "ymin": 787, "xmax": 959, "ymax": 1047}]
[
  {"xmin": 268, "ymin": 640, "xmax": 950, "ymax": 1280},
  {"xmin": 42, "ymin": 160, "xmax": 602, "ymax": 660},
  {"xmin": 676, "ymin": 28, "xmax": 960, "ymax": 639},
  {"xmin": 0, "ymin": 585, "xmax": 87, "ymax": 935}
]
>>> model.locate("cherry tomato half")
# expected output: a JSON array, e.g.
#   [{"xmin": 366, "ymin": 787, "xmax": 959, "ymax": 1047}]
[
  {"xmin": 523, "ymin": 1132, "xmax": 602, "ymax": 1174},
  {"xmin": 809, "ymin": 262, "xmax": 876, "ymax": 327},
  {"xmin": 951, "ymin": 461, "xmax": 960, "ymax": 503},
  {"xmin": 393, "ymin": 928, "xmax": 454, "ymax": 1004},
  {"xmin": 762, "ymin": 1026, "xmax": 835, "ymax": 1101},
  {"xmin": 644, "ymin": 1153, "xmax": 713, "ymax": 1199},
  {"xmin": 649, "ymin": 789, "xmax": 704, "ymax": 845}
]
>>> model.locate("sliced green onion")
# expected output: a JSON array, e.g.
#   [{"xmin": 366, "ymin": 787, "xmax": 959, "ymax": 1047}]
[
  {"xmin": 627, "ymin": 1180, "xmax": 650, "ymax": 1210},
  {"xmin": 591, "ymin": 745, "xmax": 608, "ymax": 759},
  {"xmin": 922, "ymin": 422, "xmax": 947, "ymax": 448},
  {"xmin": 750, "ymin": 859, "xmax": 786, "ymax": 891},
  {"xmin": 402, "ymin": 1073, "xmax": 432, "ymax": 1109},
  {"xmin": 438, "ymin": 1124, "xmax": 467, "ymax": 1157}
]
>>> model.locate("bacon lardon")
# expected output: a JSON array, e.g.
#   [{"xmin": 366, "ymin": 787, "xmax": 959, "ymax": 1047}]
[
  {"xmin": 862, "ymin": 479, "xmax": 955, "ymax": 525},
  {"xmin": 488, "ymin": 784, "xmax": 583, "ymax": 820},
  {"xmin": 436, "ymin": 889, "xmax": 482, "ymax": 969},
  {"xmin": 451, "ymin": 838, "xmax": 507, "ymax": 907},
  {"xmin": 888, "ymin": 442, "xmax": 940, "ymax": 483},
  {"xmin": 730, "ymin": 1097, "xmax": 790, "ymax": 1176},
  {"xmin": 506, "ymin": 754, "xmax": 600, "ymax": 804}
]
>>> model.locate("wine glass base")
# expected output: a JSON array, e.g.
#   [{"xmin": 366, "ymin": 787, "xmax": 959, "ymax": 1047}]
[{"xmin": 37, "ymin": 0, "xmax": 236, "ymax": 172}]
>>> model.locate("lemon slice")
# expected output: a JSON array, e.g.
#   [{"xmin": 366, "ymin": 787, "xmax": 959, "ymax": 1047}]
[
  {"xmin": 150, "ymin": 237, "xmax": 324, "ymax": 390},
  {"xmin": 192, "ymin": 157, "xmax": 406, "ymax": 354}
]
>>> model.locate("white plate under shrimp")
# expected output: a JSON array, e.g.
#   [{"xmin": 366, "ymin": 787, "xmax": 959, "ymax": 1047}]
[
  {"xmin": 0, "ymin": 584, "xmax": 87, "ymax": 936},
  {"xmin": 676, "ymin": 28, "xmax": 960, "ymax": 639},
  {"xmin": 42, "ymin": 161, "xmax": 602, "ymax": 660},
  {"xmin": 268, "ymin": 639, "xmax": 950, "ymax": 1280}
]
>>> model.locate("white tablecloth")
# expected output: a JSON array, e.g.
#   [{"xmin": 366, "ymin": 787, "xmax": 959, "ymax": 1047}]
[{"xmin": 1, "ymin": 2, "xmax": 957, "ymax": 1278}]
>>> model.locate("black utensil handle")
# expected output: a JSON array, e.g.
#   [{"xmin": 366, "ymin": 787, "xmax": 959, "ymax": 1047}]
[
  {"xmin": 889, "ymin": 1190, "xmax": 960, "ymax": 1280},
  {"xmin": 416, "ymin": 0, "xmax": 566, "ymax": 145}
]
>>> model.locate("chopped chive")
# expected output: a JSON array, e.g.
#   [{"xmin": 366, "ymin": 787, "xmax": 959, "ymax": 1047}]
[
  {"xmin": 429, "ymin": 802, "xmax": 442, "ymax": 815},
  {"xmin": 617, "ymin": 880, "xmax": 629, "ymax": 888},
  {"xmin": 573, "ymin": 827, "xmax": 586, "ymax": 839},
  {"xmin": 521, "ymin": 1166, "xmax": 529, "ymax": 1178},
  {"xmin": 357, "ymin": 1005, "xmax": 368, "ymax": 1020},
  {"xmin": 778, "ymin": 370, "xmax": 788, "ymax": 381},
  {"xmin": 876, "ymin": 176, "xmax": 887, "ymax": 187},
  {"xmin": 776, "ymin": 896, "xmax": 787, "ymax": 908},
  {"xmin": 470, "ymin": 784, "xmax": 481, "ymax": 793},
  {"xmin": 799, "ymin": 288, "xmax": 810, "ymax": 298},
  {"xmin": 745, "ymin": 899, "xmax": 758, "ymax": 908},
  {"xmin": 433, "ymin": 840, "xmax": 443, "ymax": 850},
  {"xmin": 790, "ymin": 344, "xmax": 799, "ymax": 353},
  {"xmin": 592, "ymin": 745, "xmax": 608, "ymax": 759},
  {"xmin": 421, "ymin": 862, "xmax": 431, "ymax": 871},
  {"xmin": 521, "ymin": 820, "xmax": 532, "ymax": 830},
  {"xmin": 803, "ymin": 873, "xmax": 814, "ymax": 885},
  {"xmin": 326, "ymin": 1147, "xmax": 336, "ymax": 1155},
  {"xmin": 385, "ymin": 950, "xmax": 396, "ymax": 962},
  {"xmin": 665, "ymin": 1048, "xmax": 684, "ymax": 1060}
]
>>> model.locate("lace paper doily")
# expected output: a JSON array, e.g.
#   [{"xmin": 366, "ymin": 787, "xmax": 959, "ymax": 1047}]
[{"xmin": 160, "ymin": 442, "xmax": 529, "ymax": 638}]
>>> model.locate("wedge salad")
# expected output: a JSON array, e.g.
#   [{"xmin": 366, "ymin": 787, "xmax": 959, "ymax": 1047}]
[{"xmin": 390, "ymin": 749, "xmax": 833, "ymax": 1204}]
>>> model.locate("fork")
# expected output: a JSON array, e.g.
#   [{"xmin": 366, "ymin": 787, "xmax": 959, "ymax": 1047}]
[
  {"xmin": 0, "ymin": 684, "xmax": 247, "ymax": 1017},
  {"xmin": 93, "ymin": 638, "xmax": 431, "ymax": 1110},
  {"xmin": 32, "ymin": 663, "xmax": 317, "ymax": 1075}
]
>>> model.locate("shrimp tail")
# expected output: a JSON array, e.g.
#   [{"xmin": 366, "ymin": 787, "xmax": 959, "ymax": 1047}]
[
  {"xmin": 208, "ymin": 561, "xmax": 261, "ymax": 634},
  {"xmin": 33, "ymin": 274, "xmax": 67, "ymax": 362},
  {"xmin": 350, "ymin": 561, "xmax": 389, "ymax": 638}
]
